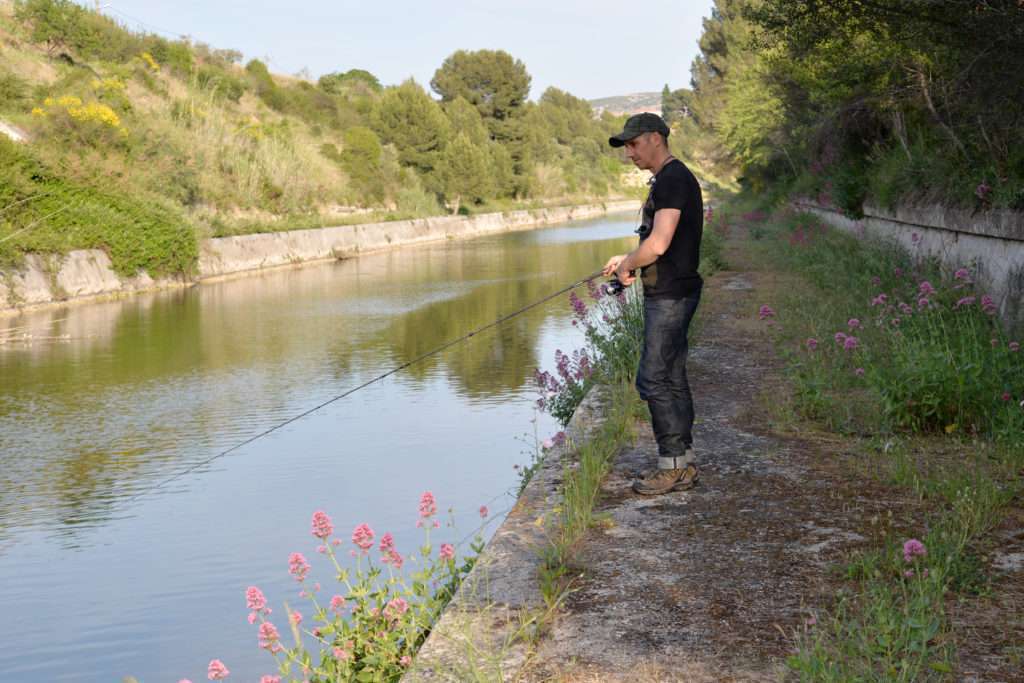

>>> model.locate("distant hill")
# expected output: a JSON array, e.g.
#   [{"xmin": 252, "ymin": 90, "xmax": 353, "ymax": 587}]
[{"xmin": 589, "ymin": 92, "xmax": 662, "ymax": 116}]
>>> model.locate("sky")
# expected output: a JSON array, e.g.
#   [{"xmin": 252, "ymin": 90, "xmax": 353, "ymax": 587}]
[{"xmin": 89, "ymin": 0, "xmax": 714, "ymax": 101}]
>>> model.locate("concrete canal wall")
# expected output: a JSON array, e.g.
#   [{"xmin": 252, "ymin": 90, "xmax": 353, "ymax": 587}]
[
  {"xmin": 795, "ymin": 201, "xmax": 1024, "ymax": 331},
  {"xmin": 0, "ymin": 200, "xmax": 638, "ymax": 315}
]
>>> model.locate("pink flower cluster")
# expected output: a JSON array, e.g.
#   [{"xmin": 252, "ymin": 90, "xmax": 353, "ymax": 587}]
[
  {"xmin": 758, "ymin": 304, "xmax": 775, "ymax": 320},
  {"xmin": 288, "ymin": 552, "xmax": 310, "ymax": 582},
  {"xmin": 207, "ymin": 659, "xmax": 230, "ymax": 680},
  {"xmin": 258, "ymin": 621, "xmax": 281, "ymax": 653},
  {"xmin": 311, "ymin": 510, "xmax": 334, "ymax": 540},
  {"xmin": 352, "ymin": 523, "xmax": 375, "ymax": 551},
  {"xmin": 439, "ymin": 543, "xmax": 455, "ymax": 561},
  {"xmin": 903, "ymin": 538, "xmax": 927, "ymax": 563},
  {"xmin": 246, "ymin": 586, "xmax": 271, "ymax": 624}
]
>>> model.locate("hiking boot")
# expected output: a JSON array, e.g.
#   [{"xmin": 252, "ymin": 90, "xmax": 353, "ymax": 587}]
[{"xmin": 632, "ymin": 464, "xmax": 699, "ymax": 496}]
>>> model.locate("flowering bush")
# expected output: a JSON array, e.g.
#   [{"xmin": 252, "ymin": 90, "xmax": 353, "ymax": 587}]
[
  {"xmin": 31, "ymin": 93, "xmax": 128, "ymax": 147},
  {"xmin": 187, "ymin": 494, "xmax": 483, "ymax": 682},
  {"xmin": 534, "ymin": 279, "xmax": 644, "ymax": 426},
  {"xmin": 770, "ymin": 212, "xmax": 1023, "ymax": 444}
]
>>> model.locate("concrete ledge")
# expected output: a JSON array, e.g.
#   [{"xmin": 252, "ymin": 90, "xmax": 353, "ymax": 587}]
[
  {"xmin": 404, "ymin": 388, "xmax": 610, "ymax": 681},
  {"xmin": 0, "ymin": 200, "xmax": 638, "ymax": 316}
]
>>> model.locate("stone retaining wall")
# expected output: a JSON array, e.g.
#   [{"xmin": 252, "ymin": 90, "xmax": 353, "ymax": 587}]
[{"xmin": 1, "ymin": 200, "xmax": 638, "ymax": 314}]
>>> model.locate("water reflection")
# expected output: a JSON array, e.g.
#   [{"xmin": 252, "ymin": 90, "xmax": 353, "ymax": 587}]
[{"xmin": 0, "ymin": 217, "xmax": 635, "ymax": 545}]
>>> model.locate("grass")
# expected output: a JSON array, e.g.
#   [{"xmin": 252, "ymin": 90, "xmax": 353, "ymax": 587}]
[{"xmin": 730, "ymin": 199, "xmax": 1024, "ymax": 679}]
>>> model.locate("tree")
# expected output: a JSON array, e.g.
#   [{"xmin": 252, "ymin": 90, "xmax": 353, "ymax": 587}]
[
  {"xmin": 318, "ymin": 69, "xmax": 382, "ymax": 95},
  {"xmin": 430, "ymin": 50, "xmax": 531, "ymax": 133},
  {"xmin": 339, "ymin": 126, "xmax": 385, "ymax": 205},
  {"xmin": 439, "ymin": 133, "xmax": 494, "ymax": 213},
  {"xmin": 370, "ymin": 80, "xmax": 451, "ymax": 193},
  {"xmin": 443, "ymin": 97, "xmax": 490, "ymax": 146}
]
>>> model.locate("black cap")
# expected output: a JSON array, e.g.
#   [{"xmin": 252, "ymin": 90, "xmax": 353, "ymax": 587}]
[{"xmin": 608, "ymin": 113, "xmax": 670, "ymax": 147}]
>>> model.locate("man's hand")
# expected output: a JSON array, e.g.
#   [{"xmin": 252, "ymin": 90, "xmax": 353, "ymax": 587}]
[{"xmin": 602, "ymin": 255, "xmax": 625, "ymax": 276}]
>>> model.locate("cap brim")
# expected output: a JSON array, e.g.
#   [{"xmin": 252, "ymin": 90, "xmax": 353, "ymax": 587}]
[{"xmin": 608, "ymin": 133, "xmax": 637, "ymax": 148}]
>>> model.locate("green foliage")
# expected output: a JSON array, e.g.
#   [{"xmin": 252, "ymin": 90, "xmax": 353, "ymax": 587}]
[
  {"xmin": 339, "ymin": 126, "xmax": 385, "ymax": 205},
  {"xmin": 430, "ymin": 49, "xmax": 531, "ymax": 130},
  {"xmin": 680, "ymin": 0, "xmax": 1024, "ymax": 209},
  {"xmin": 0, "ymin": 70, "xmax": 30, "ymax": 111},
  {"xmin": 0, "ymin": 138, "xmax": 197, "ymax": 276},
  {"xmin": 318, "ymin": 68, "xmax": 381, "ymax": 95},
  {"xmin": 370, "ymin": 80, "xmax": 451, "ymax": 192},
  {"xmin": 760, "ymin": 210, "xmax": 1023, "ymax": 447},
  {"xmin": 195, "ymin": 64, "xmax": 247, "ymax": 103},
  {"xmin": 439, "ymin": 133, "xmax": 493, "ymax": 209}
]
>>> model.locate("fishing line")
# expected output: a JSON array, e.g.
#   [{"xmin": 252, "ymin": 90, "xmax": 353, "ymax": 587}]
[{"xmin": 125, "ymin": 269, "xmax": 608, "ymax": 503}]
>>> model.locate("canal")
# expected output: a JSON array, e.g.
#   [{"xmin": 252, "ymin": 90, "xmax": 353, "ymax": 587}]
[{"xmin": 0, "ymin": 212, "xmax": 637, "ymax": 681}]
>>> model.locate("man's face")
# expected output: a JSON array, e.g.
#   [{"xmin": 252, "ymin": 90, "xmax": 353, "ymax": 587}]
[{"xmin": 623, "ymin": 132, "xmax": 659, "ymax": 170}]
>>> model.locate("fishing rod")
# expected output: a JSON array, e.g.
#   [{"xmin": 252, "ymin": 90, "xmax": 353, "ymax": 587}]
[{"xmin": 126, "ymin": 268, "xmax": 625, "ymax": 503}]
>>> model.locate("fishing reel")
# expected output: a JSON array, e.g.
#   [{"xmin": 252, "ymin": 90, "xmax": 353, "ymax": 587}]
[{"xmin": 602, "ymin": 276, "xmax": 631, "ymax": 296}]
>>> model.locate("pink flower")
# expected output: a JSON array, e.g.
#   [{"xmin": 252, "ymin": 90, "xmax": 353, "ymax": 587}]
[
  {"xmin": 569, "ymin": 291, "xmax": 588, "ymax": 319},
  {"xmin": 260, "ymin": 676, "xmax": 281, "ymax": 683},
  {"xmin": 388, "ymin": 549, "xmax": 404, "ymax": 569},
  {"xmin": 333, "ymin": 647, "xmax": 352, "ymax": 661},
  {"xmin": 1002, "ymin": 392, "xmax": 1012, "ymax": 402},
  {"xmin": 379, "ymin": 532, "xmax": 395, "ymax": 553},
  {"xmin": 903, "ymin": 538, "xmax": 926, "ymax": 563},
  {"xmin": 898, "ymin": 302, "xmax": 913, "ymax": 315},
  {"xmin": 258, "ymin": 622, "xmax": 281, "ymax": 651},
  {"xmin": 479, "ymin": 505, "xmax": 489, "ymax": 518},
  {"xmin": 871, "ymin": 276, "xmax": 881, "ymax": 286},
  {"xmin": 552, "ymin": 431, "xmax": 567, "ymax": 446},
  {"xmin": 893, "ymin": 267, "xmax": 903, "ymax": 277},
  {"xmin": 384, "ymin": 596, "xmax": 409, "ymax": 619},
  {"xmin": 911, "ymin": 232, "xmax": 920, "ymax": 243},
  {"xmin": 904, "ymin": 569, "xmax": 915, "ymax": 578},
  {"xmin": 954, "ymin": 267, "xmax": 970, "ymax": 281},
  {"xmin": 918, "ymin": 281, "xmax": 935, "ymax": 296},
  {"xmin": 330, "ymin": 595, "xmax": 346, "ymax": 611},
  {"xmin": 288, "ymin": 552, "xmax": 310, "ymax": 582},
  {"xmin": 854, "ymin": 368, "xmax": 865, "ymax": 377},
  {"xmin": 758, "ymin": 304, "xmax": 775, "ymax": 320},
  {"xmin": 917, "ymin": 297, "xmax": 930, "ymax": 309},
  {"xmin": 976, "ymin": 181, "xmax": 992, "ymax": 200},
  {"xmin": 180, "ymin": 680, "xmax": 193, "ymax": 683},
  {"xmin": 290, "ymin": 610, "xmax": 302, "ymax": 626},
  {"xmin": 1010, "ymin": 342, "xmax": 1020, "ymax": 352},
  {"xmin": 542, "ymin": 438, "xmax": 554, "ymax": 449},
  {"xmin": 207, "ymin": 659, "xmax": 230, "ymax": 680},
  {"xmin": 351, "ymin": 523, "xmax": 375, "ymax": 551},
  {"xmin": 418, "ymin": 491, "xmax": 437, "ymax": 519},
  {"xmin": 847, "ymin": 318, "xmax": 861, "ymax": 330},
  {"xmin": 311, "ymin": 510, "xmax": 334, "ymax": 540},
  {"xmin": 843, "ymin": 336, "xmax": 859, "ymax": 351},
  {"xmin": 400, "ymin": 655, "xmax": 412, "ymax": 667},
  {"xmin": 806, "ymin": 338, "xmax": 818, "ymax": 351},
  {"xmin": 981, "ymin": 295, "xmax": 997, "ymax": 315},
  {"xmin": 871, "ymin": 293, "xmax": 888, "ymax": 306},
  {"xmin": 246, "ymin": 586, "xmax": 267, "ymax": 612},
  {"xmin": 891, "ymin": 318, "xmax": 901, "ymax": 326},
  {"xmin": 439, "ymin": 543, "xmax": 455, "ymax": 560},
  {"xmin": 954, "ymin": 296, "xmax": 976, "ymax": 309}
]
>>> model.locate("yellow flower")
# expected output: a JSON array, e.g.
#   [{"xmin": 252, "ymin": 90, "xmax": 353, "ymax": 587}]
[
  {"xmin": 43, "ymin": 97, "xmax": 55, "ymax": 107},
  {"xmin": 91, "ymin": 77, "xmax": 126, "ymax": 93},
  {"xmin": 57, "ymin": 95, "xmax": 83, "ymax": 108},
  {"xmin": 139, "ymin": 52, "xmax": 160, "ymax": 72},
  {"xmin": 66, "ymin": 102, "xmax": 123, "ymax": 129},
  {"xmin": 31, "ymin": 107, "xmax": 46, "ymax": 117}
]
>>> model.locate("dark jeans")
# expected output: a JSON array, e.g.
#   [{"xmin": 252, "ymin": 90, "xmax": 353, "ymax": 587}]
[{"xmin": 635, "ymin": 290, "xmax": 701, "ymax": 468}]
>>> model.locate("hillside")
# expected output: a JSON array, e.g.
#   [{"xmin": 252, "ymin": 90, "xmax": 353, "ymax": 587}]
[
  {"xmin": 588, "ymin": 92, "xmax": 661, "ymax": 116},
  {"xmin": 0, "ymin": 0, "xmax": 633, "ymax": 277}
]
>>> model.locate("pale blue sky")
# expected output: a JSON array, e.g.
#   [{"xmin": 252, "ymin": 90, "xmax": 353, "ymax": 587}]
[{"xmin": 91, "ymin": 1, "xmax": 714, "ymax": 100}]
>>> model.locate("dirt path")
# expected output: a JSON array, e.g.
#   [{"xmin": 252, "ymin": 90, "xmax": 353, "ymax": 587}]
[{"xmin": 520, "ymin": 233, "xmax": 925, "ymax": 682}]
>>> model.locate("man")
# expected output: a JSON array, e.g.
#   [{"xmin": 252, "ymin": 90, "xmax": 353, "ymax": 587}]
[{"xmin": 602, "ymin": 113, "xmax": 704, "ymax": 496}]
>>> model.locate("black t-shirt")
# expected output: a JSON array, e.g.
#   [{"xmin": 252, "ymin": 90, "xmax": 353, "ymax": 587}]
[{"xmin": 636, "ymin": 158, "xmax": 703, "ymax": 298}]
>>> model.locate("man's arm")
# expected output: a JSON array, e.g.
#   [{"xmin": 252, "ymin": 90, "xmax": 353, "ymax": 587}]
[{"xmin": 602, "ymin": 208, "xmax": 681, "ymax": 285}]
